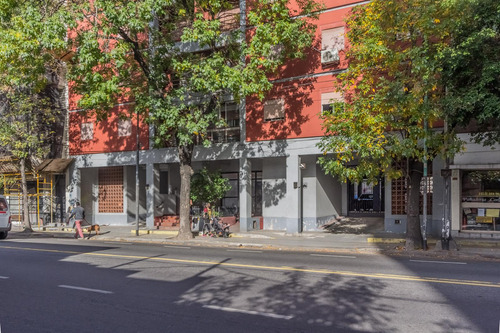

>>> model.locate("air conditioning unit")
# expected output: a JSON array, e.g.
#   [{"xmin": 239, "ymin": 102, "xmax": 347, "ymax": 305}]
[{"xmin": 321, "ymin": 49, "xmax": 340, "ymax": 64}]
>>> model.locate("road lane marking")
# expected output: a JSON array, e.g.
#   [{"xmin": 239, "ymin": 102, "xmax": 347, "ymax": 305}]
[
  {"xmin": 227, "ymin": 249, "xmax": 263, "ymax": 253},
  {"xmin": 203, "ymin": 305, "xmax": 293, "ymax": 320},
  {"xmin": 410, "ymin": 259, "xmax": 467, "ymax": 265},
  {"xmin": 0, "ymin": 276, "xmax": 9, "ymax": 279},
  {"xmin": 3, "ymin": 245, "xmax": 500, "ymax": 289},
  {"xmin": 59, "ymin": 285, "xmax": 113, "ymax": 294},
  {"xmin": 310, "ymin": 254, "xmax": 356, "ymax": 259},
  {"xmin": 164, "ymin": 245, "xmax": 191, "ymax": 249}
]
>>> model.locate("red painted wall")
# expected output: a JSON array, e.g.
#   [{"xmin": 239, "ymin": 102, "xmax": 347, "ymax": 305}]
[
  {"xmin": 67, "ymin": 0, "xmax": 362, "ymax": 151},
  {"xmin": 246, "ymin": 0, "xmax": 359, "ymax": 142},
  {"xmin": 69, "ymin": 104, "xmax": 149, "ymax": 155}
]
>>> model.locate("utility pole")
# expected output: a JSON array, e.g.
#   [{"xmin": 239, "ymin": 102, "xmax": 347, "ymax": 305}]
[
  {"xmin": 135, "ymin": 110, "xmax": 140, "ymax": 236},
  {"xmin": 422, "ymin": 97, "xmax": 428, "ymax": 250}
]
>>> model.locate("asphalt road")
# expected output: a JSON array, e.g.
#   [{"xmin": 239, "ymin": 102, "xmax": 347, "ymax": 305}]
[{"xmin": 0, "ymin": 238, "xmax": 499, "ymax": 333}]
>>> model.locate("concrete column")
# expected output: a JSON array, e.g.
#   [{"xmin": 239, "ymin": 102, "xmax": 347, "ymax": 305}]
[
  {"xmin": 145, "ymin": 163, "xmax": 155, "ymax": 229},
  {"xmin": 66, "ymin": 164, "xmax": 81, "ymax": 208},
  {"xmin": 341, "ymin": 182, "xmax": 348, "ymax": 216},
  {"xmin": 239, "ymin": 156, "xmax": 252, "ymax": 232},
  {"xmin": 286, "ymin": 154, "xmax": 301, "ymax": 234},
  {"xmin": 450, "ymin": 169, "xmax": 461, "ymax": 232}
]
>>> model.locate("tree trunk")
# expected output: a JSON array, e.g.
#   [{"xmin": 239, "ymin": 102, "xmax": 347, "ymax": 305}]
[
  {"xmin": 20, "ymin": 158, "xmax": 32, "ymax": 232},
  {"xmin": 405, "ymin": 160, "xmax": 423, "ymax": 249},
  {"xmin": 177, "ymin": 145, "xmax": 194, "ymax": 240}
]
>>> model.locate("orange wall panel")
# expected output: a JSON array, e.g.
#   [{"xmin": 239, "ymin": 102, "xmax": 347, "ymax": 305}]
[
  {"xmin": 246, "ymin": 75, "xmax": 342, "ymax": 141},
  {"xmin": 69, "ymin": 104, "xmax": 149, "ymax": 155},
  {"xmin": 246, "ymin": 1, "xmax": 357, "ymax": 142}
]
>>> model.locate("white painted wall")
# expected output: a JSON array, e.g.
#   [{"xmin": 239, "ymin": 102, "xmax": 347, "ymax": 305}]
[
  {"xmin": 315, "ymin": 162, "xmax": 342, "ymax": 226},
  {"xmin": 262, "ymin": 157, "xmax": 287, "ymax": 230}
]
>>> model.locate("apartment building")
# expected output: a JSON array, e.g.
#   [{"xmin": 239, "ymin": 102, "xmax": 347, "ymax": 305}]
[{"xmin": 66, "ymin": 0, "xmax": 500, "ymax": 238}]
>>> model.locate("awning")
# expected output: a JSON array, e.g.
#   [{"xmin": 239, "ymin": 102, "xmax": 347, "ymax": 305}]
[{"xmin": 36, "ymin": 158, "xmax": 74, "ymax": 173}]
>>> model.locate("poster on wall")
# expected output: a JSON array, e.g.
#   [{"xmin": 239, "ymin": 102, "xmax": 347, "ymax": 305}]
[{"xmin": 362, "ymin": 181, "xmax": 374, "ymax": 195}]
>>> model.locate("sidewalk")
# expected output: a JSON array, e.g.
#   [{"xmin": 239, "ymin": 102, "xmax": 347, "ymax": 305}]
[{"xmin": 8, "ymin": 224, "xmax": 500, "ymax": 261}]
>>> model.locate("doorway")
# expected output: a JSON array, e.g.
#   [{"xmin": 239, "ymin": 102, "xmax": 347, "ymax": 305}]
[{"xmin": 348, "ymin": 179, "xmax": 384, "ymax": 216}]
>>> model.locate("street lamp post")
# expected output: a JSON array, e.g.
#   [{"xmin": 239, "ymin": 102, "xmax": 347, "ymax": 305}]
[{"xmin": 135, "ymin": 110, "xmax": 140, "ymax": 236}]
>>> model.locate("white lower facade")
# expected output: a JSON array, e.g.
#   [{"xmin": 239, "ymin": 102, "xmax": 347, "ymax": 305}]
[{"xmin": 66, "ymin": 135, "xmax": 500, "ymax": 238}]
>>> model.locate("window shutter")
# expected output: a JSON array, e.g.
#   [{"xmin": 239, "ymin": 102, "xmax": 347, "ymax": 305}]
[
  {"xmin": 263, "ymin": 99, "xmax": 285, "ymax": 122},
  {"xmin": 322, "ymin": 27, "xmax": 345, "ymax": 51}
]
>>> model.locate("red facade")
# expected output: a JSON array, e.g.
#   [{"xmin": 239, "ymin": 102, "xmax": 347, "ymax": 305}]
[
  {"xmin": 245, "ymin": 1, "xmax": 356, "ymax": 141},
  {"xmin": 68, "ymin": 104, "xmax": 149, "ymax": 155},
  {"xmin": 68, "ymin": 0, "xmax": 359, "ymax": 154}
]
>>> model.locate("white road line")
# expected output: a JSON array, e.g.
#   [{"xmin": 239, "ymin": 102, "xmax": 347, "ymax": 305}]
[
  {"xmin": 410, "ymin": 259, "xmax": 467, "ymax": 265},
  {"xmin": 203, "ymin": 305, "xmax": 293, "ymax": 320},
  {"xmin": 227, "ymin": 249, "xmax": 263, "ymax": 253},
  {"xmin": 310, "ymin": 254, "xmax": 356, "ymax": 259},
  {"xmin": 58, "ymin": 285, "xmax": 113, "ymax": 294},
  {"xmin": 164, "ymin": 245, "xmax": 191, "ymax": 249},
  {"xmin": 0, "ymin": 276, "xmax": 9, "ymax": 279}
]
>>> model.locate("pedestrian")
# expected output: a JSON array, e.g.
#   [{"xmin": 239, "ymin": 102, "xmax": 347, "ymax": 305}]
[
  {"xmin": 68, "ymin": 201, "xmax": 85, "ymax": 239},
  {"xmin": 203, "ymin": 202, "xmax": 213, "ymax": 219}
]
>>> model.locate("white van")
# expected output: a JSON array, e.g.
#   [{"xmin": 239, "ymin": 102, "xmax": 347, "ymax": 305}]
[{"xmin": 0, "ymin": 195, "xmax": 11, "ymax": 239}]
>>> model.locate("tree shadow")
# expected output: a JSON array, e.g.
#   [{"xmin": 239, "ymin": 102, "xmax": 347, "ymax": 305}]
[
  {"xmin": 178, "ymin": 265, "xmax": 394, "ymax": 332},
  {"xmin": 262, "ymin": 179, "xmax": 286, "ymax": 208},
  {"xmin": 246, "ymin": 76, "xmax": 316, "ymax": 142}
]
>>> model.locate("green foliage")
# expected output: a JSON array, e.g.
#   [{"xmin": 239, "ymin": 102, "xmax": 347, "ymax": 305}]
[
  {"xmin": 0, "ymin": 90, "xmax": 60, "ymax": 160},
  {"xmin": 0, "ymin": 0, "xmax": 68, "ymax": 160},
  {"xmin": 441, "ymin": 0, "xmax": 500, "ymax": 146},
  {"xmin": 0, "ymin": 0, "xmax": 69, "ymax": 229},
  {"xmin": 190, "ymin": 168, "xmax": 231, "ymax": 207},
  {"xmin": 318, "ymin": 0, "xmax": 464, "ymax": 183},
  {"xmin": 69, "ymin": 0, "xmax": 321, "ymax": 151}
]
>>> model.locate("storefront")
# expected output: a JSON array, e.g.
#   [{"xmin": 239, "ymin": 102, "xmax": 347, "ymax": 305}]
[{"xmin": 460, "ymin": 170, "xmax": 500, "ymax": 232}]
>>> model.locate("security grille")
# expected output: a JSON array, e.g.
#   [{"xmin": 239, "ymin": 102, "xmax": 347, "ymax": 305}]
[{"xmin": 98, "ymin": 167, "xmax": 123, "ymax": 213}]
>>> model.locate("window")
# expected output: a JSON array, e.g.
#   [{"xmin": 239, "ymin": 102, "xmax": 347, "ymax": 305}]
[
  {"xmin": 220, "ymin": 102, "xmax": 239, "ymax": 128},
  {"xmin": 220, "ymin": 172, "xmax": 239, "ymax": 214},
  {"xmin": 321, "ymin": 27, "xmax": 344, "ymax": 64},
  {"xmin": 207, "ymin": 101, "xmax": 240, "ymax": 143},
  {"xmin": 159, "ymin": 171, "xmax": 168, "ymax": 194},
  {"xmin": 263, "ymin": 98, "xmax": 285, "ymax": 122},
  {"xmin": 321, "ymin": 92, "xmax": 342, "ymax": 115},
  {"xmin": 118, "ymin": 119, "xmax": 132, "ymax": 137},
  {"xmin": 391, "ymin": 160, "xmax": 433, "ymax": 215},
  {"xmin": 461, "ymin": 171, "xmax": 500, "ymax": 231},
  {"xmin": 322, "ymin": 27, "xmax": 345, "ymax": 51},
  {"xmin": 269, "ymin": 44, "xmax": 284, "ymax": 61},
  {"xmin": 216, "ymin": 4, "xmax": 240, "ymax": 31},
  {"xmin": 81, "ymin": 122, "xmax": 93, "ymax": 141}
]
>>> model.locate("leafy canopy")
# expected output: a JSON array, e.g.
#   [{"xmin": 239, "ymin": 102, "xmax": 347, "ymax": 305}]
[
  {"xmin": 318, "ymin": 0, "xmax": 463, "ymax": 183},
  {"xmin": 69, "ymin": 0, "xmax": 321, "ymax": 150},
  {"xmin": 441, "ymin": 0, "xmax": 500, "ymax": 146},
  {"xmin": 190, "ymin": 167, "xmax": 231, "ymax": 207},
  {"xmin": 0, "ymin": 0, "xmax": 70, "ymax": 159}
]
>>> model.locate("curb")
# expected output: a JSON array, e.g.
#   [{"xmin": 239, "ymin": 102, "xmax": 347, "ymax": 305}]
[
  {"xmin": 367, "ymin": 237, "xmax": 404, "ymax": 244},
  {"xmin": 131, "ymin": 229, "xmax": 178, "ymax": 236}
]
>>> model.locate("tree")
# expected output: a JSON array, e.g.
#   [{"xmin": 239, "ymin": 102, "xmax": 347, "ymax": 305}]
[
  {"xmin": 68, "ymin": 0, "xmax": 321, "ymax": 239},
  {"xmin": 441, "ymin": 0, "xmax": 500, "ymax": 146},
  {"xmin": 317, "ymin": 0, "xmax": 463, "ymax": 249},
  {"xmin": 190, "ymin": 167, "xmax": 231, "ymax": 208},
  {"xmin": 0, "ymin": 0, "xmax": 69, "ymax": 231}
]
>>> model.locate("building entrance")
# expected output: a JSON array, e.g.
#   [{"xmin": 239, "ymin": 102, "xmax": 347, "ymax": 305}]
[{"xmin": 348, "ymin": 179, "xmax": 384, "ymax": 215}]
